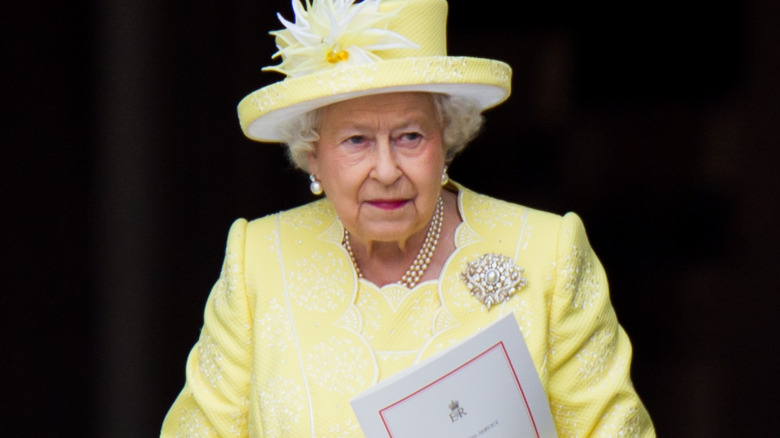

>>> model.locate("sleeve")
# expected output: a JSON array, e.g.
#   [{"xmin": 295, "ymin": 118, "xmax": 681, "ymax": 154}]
[
  {"xmin": 546, "ymin": 213, "xmax": 655, "ymax": 437},
  {"xmin": 161, "ymin": 219, "xmax": 253, "ymax": 437}
]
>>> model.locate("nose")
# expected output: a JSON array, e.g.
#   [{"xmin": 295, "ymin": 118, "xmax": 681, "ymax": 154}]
[{"xmin": 370, "ymin": 138, "xmax": 402, "ymax": 184}]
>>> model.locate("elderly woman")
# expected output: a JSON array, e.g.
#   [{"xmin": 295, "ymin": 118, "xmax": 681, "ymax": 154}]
[{"xmin": 162, "ymin": 0, "xmax": 654, "ymax": 436}]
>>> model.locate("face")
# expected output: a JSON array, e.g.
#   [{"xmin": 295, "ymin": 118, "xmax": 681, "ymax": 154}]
[{"xmin": 307, "ymin": 92, "xmax": 445, "ymax": 247}]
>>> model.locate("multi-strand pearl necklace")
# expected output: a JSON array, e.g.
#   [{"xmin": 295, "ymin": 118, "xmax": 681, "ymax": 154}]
[{"xmin": 343, "ymin": 196, "xmax": 444, "ymax": 289}]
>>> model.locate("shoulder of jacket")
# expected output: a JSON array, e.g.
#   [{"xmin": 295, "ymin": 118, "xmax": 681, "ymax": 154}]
[
  {"xmin": 460, "ymin": 186, "xmax": 563, "ymax": 227},
  {"xmin": 243, "ymin": 199, "xmax": 337, "ymax": 238}
]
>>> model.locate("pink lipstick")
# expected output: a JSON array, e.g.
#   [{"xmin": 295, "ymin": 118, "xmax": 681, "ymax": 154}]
[{"xmin": 368, "ymin": 200, "xmax": 408, "ymax": 210}]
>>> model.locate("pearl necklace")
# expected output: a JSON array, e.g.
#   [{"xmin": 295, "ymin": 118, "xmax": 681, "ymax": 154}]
[{"xmin": 343, "ymin": 196, "xmax": 444, "ymax": 289}]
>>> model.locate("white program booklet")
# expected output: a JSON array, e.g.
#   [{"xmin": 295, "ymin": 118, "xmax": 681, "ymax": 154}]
[{"xmin": 350, "ymin": 313, "xmax": 558, "ymax": 438}]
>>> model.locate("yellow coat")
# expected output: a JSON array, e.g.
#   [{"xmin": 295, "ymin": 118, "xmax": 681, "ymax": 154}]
[{"xmin": 162, "ymin": 186, "xmax": 655, "ymax": 437}]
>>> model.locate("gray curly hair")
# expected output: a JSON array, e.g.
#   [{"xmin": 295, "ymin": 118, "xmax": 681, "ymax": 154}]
[{"xmin": 277, "ymin": 93, "xmax": 485, "ymax": 172}]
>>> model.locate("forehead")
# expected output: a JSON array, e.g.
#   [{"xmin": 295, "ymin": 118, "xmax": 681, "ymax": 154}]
[{"xmin": 319, "ymin": 92, "xmax": 437, "ymax": 128}]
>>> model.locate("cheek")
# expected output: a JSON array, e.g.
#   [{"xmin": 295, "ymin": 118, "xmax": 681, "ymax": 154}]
[
  {"xmin": 320, "ymin": 159, "xmax": 370, "ymax": 200},
  {"xmin": 417, "ymin": 143, "xmax": 446, "ymax": 180}
]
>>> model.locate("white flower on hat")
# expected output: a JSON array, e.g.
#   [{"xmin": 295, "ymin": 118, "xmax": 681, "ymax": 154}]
[{"xmin": 264, "ymin": 0, "xmax": 419, "ymax": 78}]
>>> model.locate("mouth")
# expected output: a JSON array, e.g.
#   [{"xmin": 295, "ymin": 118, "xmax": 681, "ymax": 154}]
[{"xmin": 366, "ymin": 199, "xmax": 409, "ymax": 210}]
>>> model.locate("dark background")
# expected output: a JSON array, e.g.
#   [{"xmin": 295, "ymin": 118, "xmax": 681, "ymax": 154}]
[{"xmin": 3, "ymin": 0, "xmax": 779, "ymax": 436}]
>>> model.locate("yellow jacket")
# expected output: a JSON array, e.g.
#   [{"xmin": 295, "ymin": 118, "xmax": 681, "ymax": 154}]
[{"xmin": 162, "ymin": 186, "xmax": 655, "ymax": 437}]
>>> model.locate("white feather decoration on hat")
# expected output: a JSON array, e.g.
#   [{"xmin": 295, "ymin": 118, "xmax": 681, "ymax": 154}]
[{"xmin": 264, "ymin": 0, "xmax": 419, "ymax": 78}]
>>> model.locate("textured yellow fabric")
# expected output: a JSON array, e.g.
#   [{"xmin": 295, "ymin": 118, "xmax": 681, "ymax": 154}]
[
  {"xmin": 161, "ymin": 186, "xmax": 655, "ymax": 437},
  {"xmin": 355, "ymin": 279, "xmax": 442, "ymax": 380}
]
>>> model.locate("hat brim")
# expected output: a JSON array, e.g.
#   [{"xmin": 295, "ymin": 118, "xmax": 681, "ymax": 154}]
[{"xmin": 238, "ymin": 56, "xmax": 511, "ymax": 143}]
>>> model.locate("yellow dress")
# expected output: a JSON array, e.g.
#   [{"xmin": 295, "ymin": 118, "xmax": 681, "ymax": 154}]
[{"xmin": 161, "ymin": 185, "xmax": 655, "ymax": 437}]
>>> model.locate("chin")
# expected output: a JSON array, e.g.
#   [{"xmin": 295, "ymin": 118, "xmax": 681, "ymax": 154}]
[{"xmin": 360, "ymin": 223, "xmax": 418, "ymax": 244}]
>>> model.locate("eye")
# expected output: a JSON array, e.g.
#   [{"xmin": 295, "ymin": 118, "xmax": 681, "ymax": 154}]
[
  {"xmin": 396, "ymin": 132, "xmax": 423, "ymax": 147},
  {"xmin": 344, "ymin": 135, "xmax": 367, "ymax": 146}
]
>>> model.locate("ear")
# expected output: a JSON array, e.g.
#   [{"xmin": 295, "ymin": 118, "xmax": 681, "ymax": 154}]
[{"xmin": 306, "ymin": 151, "xmax": 319, "ymax": 176}]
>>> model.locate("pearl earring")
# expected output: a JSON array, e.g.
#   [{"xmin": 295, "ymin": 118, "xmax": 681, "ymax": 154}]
[
  {"xmin": 309, "ymin": 174, "xmax": 323, "ymax": 195},
  {"xmin": 441, "ymin": 166, "xmax": 449, "ymax": 186}
]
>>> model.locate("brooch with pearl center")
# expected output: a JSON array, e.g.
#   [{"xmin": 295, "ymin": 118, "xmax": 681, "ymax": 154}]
[{"xmin": 460, "ymin": 253, "xmax": 528, "ymax": 309}]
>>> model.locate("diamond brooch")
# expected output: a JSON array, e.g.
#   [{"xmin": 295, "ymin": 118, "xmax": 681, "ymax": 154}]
[{"xmin": 460, "ymin": 253, "xmax": 527, "ymax": 309}]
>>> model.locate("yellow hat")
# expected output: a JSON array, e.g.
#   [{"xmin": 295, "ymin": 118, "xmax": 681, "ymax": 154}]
[{"xmin": 237, "ymin": 0, "xmax": 512, "ymax": 142}]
